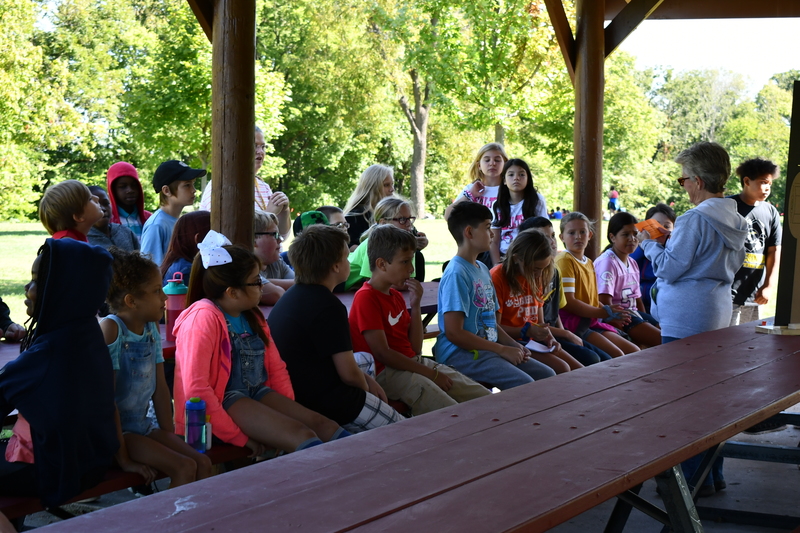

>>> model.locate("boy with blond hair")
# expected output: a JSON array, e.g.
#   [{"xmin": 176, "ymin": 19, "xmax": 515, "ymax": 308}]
[
  {"xmin": 39, "ymin": 180, "xmax": 104, "ymax": 242},
  {"xmin": 268, "ymin": 225, "xmax": 403, "ymax": 433},
  {"xmin": 434, "ymin": 202, "xmax": 555, "ymax": 389},
  {"xmin": 349, "ymin": 225, "xmax": 489, "ymax": 415}
]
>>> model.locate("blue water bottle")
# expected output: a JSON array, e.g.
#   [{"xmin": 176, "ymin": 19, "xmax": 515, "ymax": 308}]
[{"xmin": 185, "ymin": 397, "xmax": 207, "ymax": 453}]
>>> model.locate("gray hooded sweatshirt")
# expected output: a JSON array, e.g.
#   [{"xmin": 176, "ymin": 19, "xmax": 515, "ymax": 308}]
[{"xmin": 641, "ymin": 197, "xmax": 746, "ymax": 339}]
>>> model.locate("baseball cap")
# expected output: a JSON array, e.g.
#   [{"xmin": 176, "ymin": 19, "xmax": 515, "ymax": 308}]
[
  {"xmin": 292, "ymin": 211, "xmax": 329, "ymax": 237},
  {"xmin": 153, "ymin": 160, "xmax": 207, "ymax": 192}
]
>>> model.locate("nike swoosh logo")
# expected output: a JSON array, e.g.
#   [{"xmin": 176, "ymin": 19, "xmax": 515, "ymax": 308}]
[{"xmin": 388, "ymin": 311, "xmax": 403, "ymax": 326}]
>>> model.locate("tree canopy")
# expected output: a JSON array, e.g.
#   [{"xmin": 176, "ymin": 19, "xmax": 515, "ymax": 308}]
[{"xmin": 0, "ymin": 0, "xmax": 794, "ymax": 221}]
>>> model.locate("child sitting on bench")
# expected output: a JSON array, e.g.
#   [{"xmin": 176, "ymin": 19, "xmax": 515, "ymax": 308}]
[
  {"xmin": 349, "ymin": 225, "xmax": 489, "ymax": 416},
  {"xmin": 102, "ymin": 248, "xmax": 212, "ymax": 488},
  {"xmin": 0, "ymin": 239, "xmax": 118, "ymax": 508}
]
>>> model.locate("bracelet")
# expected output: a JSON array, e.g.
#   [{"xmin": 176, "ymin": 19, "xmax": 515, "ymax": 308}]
[{"xmin": 432, "ymin": 368, "xmax": 439, "ymax": 382}]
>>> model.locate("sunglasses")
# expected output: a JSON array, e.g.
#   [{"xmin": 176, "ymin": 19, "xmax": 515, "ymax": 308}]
[{"xmin": 677, "ymin": 176, "xmax": 693, "ymax": 187}]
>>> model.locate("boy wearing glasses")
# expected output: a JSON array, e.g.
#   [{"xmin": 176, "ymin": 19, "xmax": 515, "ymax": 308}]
[{"xmin": 254, "ymin": 210, "xmax": 293, "ymax": 305}]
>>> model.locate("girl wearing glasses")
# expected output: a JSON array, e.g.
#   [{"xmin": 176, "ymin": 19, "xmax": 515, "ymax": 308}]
[
  {"xmin": 174, "ymin": 232, "xmax": 350, "ymax": 458},
  {"xmin": 344, "ymin": 197, "xmax": 427, "ymax": 290},
  {"xmin": 253, "ymin": 210, "xmax": 293, "ymax": 305},
  {"xmin": 489, "ymin": 158, "xmax": 548, "ymax": 266}
]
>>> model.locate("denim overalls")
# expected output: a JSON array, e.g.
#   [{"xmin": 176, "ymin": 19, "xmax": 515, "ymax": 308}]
[
  {"xmin": 221, "ymin": 312, "xmax": 271, "ymax": 410},
  {"xmin": 107, "ymin": 315, "xmax": 159, "ymax": 435}
]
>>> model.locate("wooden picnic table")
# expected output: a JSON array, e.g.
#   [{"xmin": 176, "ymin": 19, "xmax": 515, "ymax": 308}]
[{"xmin": 38, "ymin": 323, "xmax": 800, "ymax": 532}]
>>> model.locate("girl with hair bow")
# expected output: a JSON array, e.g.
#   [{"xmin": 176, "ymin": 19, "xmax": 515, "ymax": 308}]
[{"xmin": 173, "ymin": 231, "xmax": 350, "ymax": 457}]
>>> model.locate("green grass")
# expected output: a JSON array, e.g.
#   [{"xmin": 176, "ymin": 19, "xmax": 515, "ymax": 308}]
[{"xmin": 0, "ymin": 222, "xmax": 49, "ymax": 323}]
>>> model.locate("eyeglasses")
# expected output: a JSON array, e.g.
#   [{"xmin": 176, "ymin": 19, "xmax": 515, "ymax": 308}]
[
  {"xmin": 388, "ymin": 216, "xmax": 416, "ymax": 225},
  {"xmin": 331, "ymin": 221, "xmax": 350, "ymax": 229},
  {"xmin": 677, "ymin": 176, "xmax": 693, "ymax": 187},
  {"xmin": 255, "ymin": 231, "xmax": 281, "ymax": 241},
  {"xmin": 244, "ymin": 275, "xmax": 267, "ymax": 288}
]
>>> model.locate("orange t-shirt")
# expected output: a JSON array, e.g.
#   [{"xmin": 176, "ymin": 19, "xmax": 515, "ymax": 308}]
[{"xmin": 490, "ymin": 265, "xmax": 543, "ymax": 335}]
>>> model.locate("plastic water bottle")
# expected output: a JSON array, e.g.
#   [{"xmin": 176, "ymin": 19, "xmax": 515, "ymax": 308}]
[
  {"xmin": 185, "ymin": 397, "xmax": 207, "ymax": 453},
  {"xmin": 164, "ymin": 272, "xmax": 188, "ymax": 342}
]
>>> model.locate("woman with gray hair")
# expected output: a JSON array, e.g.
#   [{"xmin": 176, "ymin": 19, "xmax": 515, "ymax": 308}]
[{"xmin": 639, "ymin": 141, "xmax": 747, "ymax": 496}]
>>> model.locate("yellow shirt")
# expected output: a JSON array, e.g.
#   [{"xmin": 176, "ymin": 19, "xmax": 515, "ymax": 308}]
[{"xmin": 555, "ymin": 251, "xmax": 599, "ymax": 307}]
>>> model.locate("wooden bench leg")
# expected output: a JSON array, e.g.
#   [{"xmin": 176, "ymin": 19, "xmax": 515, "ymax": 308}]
[{"xmin": 655, "ymin": 466, "xmax": 704, "ymax": 533}]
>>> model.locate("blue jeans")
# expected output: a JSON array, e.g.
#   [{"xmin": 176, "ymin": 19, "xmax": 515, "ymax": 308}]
[
  {"xmin": 662, "ymin": 335, "xmax": 723, "ymax": 487},
  {"xmin": 109, "ymin": 315, "xmax": 158, "ymax": 435},
  {"xmin": 560, "ymin": 340, "xmax": 612, "ymax": 366},
  {"xmin": 441, "ymin": 348, "xmax": 556, "ymax": 390}
]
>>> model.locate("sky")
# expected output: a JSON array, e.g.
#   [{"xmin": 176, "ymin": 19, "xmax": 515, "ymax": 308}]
[{"xmin": 617, "ymin": 18, "xmax": 800, "ymax": 95}]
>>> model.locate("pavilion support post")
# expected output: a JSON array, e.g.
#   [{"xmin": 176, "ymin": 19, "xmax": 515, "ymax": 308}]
[
  {"xmin": 573, "ymin": 0, "xmax": 605, "ymax": 259},
  {"xmin": 210, "ymin": 0, "xmax": 256, "ymax": 246}
]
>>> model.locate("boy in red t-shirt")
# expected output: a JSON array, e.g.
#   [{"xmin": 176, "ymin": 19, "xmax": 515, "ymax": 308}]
[{"xmin": 349, "ymin": 225, "xmax": 489, "ymax": 415}]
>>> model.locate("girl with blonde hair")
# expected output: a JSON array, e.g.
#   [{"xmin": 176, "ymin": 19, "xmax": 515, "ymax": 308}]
[{"xmin": 343, "ymin": 164, "xmax": 395, "ymax": 249}]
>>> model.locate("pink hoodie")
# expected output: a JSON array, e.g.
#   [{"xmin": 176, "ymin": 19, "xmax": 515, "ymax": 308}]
[{"xmin": 173, "ymin": 299, "xmax": 294, "ymax": 447}]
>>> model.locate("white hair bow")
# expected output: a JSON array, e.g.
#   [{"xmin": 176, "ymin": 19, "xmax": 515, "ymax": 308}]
[{"xmin": 198, "ymin": 230, "xmax": 233, "ymax": 268}]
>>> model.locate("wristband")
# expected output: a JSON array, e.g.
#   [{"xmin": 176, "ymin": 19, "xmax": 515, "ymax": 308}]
[
  {"xmin": 462, "ymin": 190, "xmax": 476, "ymax": 202},
  {"xmin": 520, "ymin": 322, "xmax": 532, "ymax": 343},
  {"xmin": 602, "ymin": 304, "xmax": 625, "ymax": 322}
]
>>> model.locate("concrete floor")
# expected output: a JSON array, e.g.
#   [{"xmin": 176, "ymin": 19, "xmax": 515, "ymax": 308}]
[{"xmin": 19, "ymin": 414, "xmax": 800, "ymax": 532}]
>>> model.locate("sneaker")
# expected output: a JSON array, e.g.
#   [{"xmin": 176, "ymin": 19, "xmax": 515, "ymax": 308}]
[
  {"xmin": 743, "ymin": 420, "xmax": 787, "ymax": 434},
  {"xmin": 714, "ymin": 480, "xmax": 727, "ymax": 492}
]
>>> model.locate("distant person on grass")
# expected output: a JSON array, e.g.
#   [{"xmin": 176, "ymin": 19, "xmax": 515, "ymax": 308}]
[
  {"xmin": 433, "ymin": 202, "xmax": 556, "ymax": 390},
  {"xmin": 349, "ymin": 225, "xmax": 490, "ymax": 416},
  {"xmin": 106, "ymin": 162, "xmax": 151, "ymax": 238},
  {"xmin": 140, "ymin": 160, "xmax": 204, "ymax": 268},
  {"xmin": 0, "ymin": 239, "xmax": 118, "ymax": 508},
  {"xmin": 200, "ymin": 126, "xmax": 291, "ymax": 237},
  {"xmin": 39, "ymin": 180, "xmax": 104, "ymax": 242},
  {"xmin": 269, "ymin": 225, "xmax": 404, "ymax": 433},
  {"xmin": 87, "ymin": 186, "xmax": 140, "ymax": 251}
]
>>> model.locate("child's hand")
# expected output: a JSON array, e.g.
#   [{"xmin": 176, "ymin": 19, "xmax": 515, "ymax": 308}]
[
  {"xmin": 432, "ymin": 368, "xmax": 453, "ymax": 392},
  {"xmin": 414, "ymin": 231, "xmax": 429, "ymax": 251},
  {"xmin": 2, "ymin": 323, "xmax": 25, "ymax": 342},
  {"xmin": 498, "ymin": 345, "xmax": 526, "ymax": 365},
  {"xmin": 365, "ymin": 374, "xmax": 388, "ymax": 403},
  {"xmin": 120, "ymin": 460, "xmax": 157, "ymax": 485},
  {"xmin": 245, "ymin": 438, "xmax": 268, "ymax": 458},
  {"xmin": 468, "ymin": 180, "xmax": 486, "ymax": 198},
  {"xmin": 266, "ymin": 192, "xmax": 289, "ymax": 214},
  {"xmin": 406, "ymin": 278, "xmax": 423, "ymax": 307}
]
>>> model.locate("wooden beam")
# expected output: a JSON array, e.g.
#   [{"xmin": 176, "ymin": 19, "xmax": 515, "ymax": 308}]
[
  {"xmin": 604, "ymin": 0, "xmax": 665, "ymax": 58},
  {"xmin": 210, "ymin": 0, "xmax": 256, "ymax": 246},
  {"xmin": 543, "ymin": 0, "xmax": 576, "ymax": 85},
  {"xmin": 186, "ymin": 0, "xmax": 213, "ymax": 42},
  {"xmin": 574, "ymin": 0, "xmax": 605, "ymax": 260},
  {"xmin": 605, "ymin": 0, "xmax": 800, "ymax": 20}
]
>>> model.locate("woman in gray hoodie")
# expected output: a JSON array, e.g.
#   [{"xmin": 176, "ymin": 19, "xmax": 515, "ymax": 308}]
[
  {"xmin": 639, "ymin": 141, "xmax": 747, "ymax": 497},
  {"xmin": 640, "ymin": 142, "xmax": 747, "ymax": 342}
]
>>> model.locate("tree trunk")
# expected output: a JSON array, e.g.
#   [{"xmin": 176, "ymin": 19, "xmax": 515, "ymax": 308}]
[
  {"xmin": 399, "ymin": 69, "xmax": 431, "ymax": 219},
  {"xmin": 495, "ymin": 123, "xmax": 505, "ymax": 145}
]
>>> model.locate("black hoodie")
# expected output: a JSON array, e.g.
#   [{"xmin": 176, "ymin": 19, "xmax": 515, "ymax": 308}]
[{"xmin": 0, "ymin": 239, "xmax": 118, "ymax": 507}]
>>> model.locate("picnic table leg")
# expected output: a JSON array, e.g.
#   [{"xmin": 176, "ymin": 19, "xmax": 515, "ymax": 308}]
[
  {"xmin": 685, "ymin": 443, "xmax": 723, "ymax": 499},
  {"xmin": 656, "ymin": 466, "xmax": 704, "ymax": 533},
  {"xmin": 605, "ymin": 483, "xmax": 672, "ymax": 533}
]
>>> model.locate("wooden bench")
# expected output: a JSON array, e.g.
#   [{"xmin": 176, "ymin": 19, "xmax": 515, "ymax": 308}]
[{"xmin": 35, "ymin": 324, "xmax": 800, "ymax": 532}]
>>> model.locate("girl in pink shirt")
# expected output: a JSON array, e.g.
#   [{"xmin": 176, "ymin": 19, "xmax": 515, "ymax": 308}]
[{"xmin": 174, "ymin": 232, "xmax": 348, "ymax": 456}]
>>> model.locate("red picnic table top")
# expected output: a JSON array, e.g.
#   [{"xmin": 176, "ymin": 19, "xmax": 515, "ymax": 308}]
[{"xmin": 37, "ymin": 323, "xmax": 800, "ymax": 532}]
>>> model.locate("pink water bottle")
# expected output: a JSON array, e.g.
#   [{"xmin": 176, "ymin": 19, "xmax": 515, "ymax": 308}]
[{"xmin": 164, "ymin": 272, "xmax": 188, "ymax": 342}]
